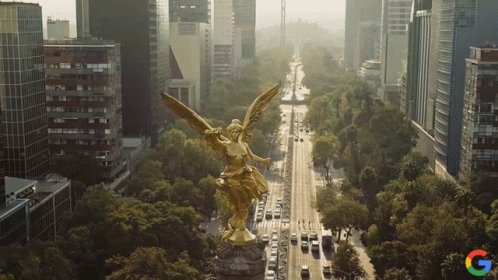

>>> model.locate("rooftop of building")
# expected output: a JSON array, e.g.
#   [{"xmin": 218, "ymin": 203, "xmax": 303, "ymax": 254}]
[
  {"xmin": 0, "ymin": 199, "xmax": 28, "ymax": 220},
  {"xmin": 0, "ymin": 2, "xmax": 39, "ymax": 7},
  {"xmin": 123, "ymin": 137, "xmax": 147, "ymax": 149},
  {"xmin": 47, "ymin": 18, "xmax": 70, "ymax": 23},
  {"xmin": 44, "ymin": 39, "xmax": 117, "ymax": 47},
  {"xmin": 5, "ymin": 177, "xmax": 36, "ymax": 196},
  {"xmin": 4, "ymin": 173, "xmax": 70, "ymax": 209}
]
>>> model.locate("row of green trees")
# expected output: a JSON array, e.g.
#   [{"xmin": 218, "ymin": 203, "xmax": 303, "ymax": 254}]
[
  {"xmin": 0, "ymin": 47, "xmax": 292, "ymax": 280},
  {"xmin": 302, "ymin": 45, "xmax": 498, "ymax": 279}
]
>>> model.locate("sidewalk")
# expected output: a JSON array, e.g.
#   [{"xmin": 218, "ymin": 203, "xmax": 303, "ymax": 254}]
[
  {"xmin": 312, "ymin": 166, "xmax": 376, "ymax": 280},
  {"xmin": 351, "ymin": 229, "xmax": 375, "ymax": 280}
]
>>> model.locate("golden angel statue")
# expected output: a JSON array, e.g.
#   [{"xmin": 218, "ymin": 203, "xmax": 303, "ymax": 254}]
[{"xmin": 161, "ymin": 83, "xmax": 281, "ymax": 244}]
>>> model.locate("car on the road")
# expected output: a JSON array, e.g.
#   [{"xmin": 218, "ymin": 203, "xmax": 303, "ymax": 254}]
[
  {"xmin": 268, "ymin": 257, "xmax": 277, "ymax": 270},
  {"xmin": 261, "ymin": 234, "xmax": 269, "ymax": 244},
  {"xmin": 290, "ymin": 233, "xmax": 298, "ymax": 243},
  {"xmin": 271, "ymin": 235, "xmax": 278, "ymax": 243},
  {"xmin": 294, "ymin": 137, "xmax": 299, "ymax": 142},
  {"xmin": 301, "ymin": 241, "xmax": 309, "ymax": 250},
  {"xmin": 301, "ymin": 265, "xmax": 310, "ymax": 278},
  {"xmin": 311, "ymin": 240, "xmax": 320, "ymax": 252},
  {"xmin": 276, "ymin": 198, "xmax": 283, "ymax": 205},
  {"xmin": 300, "ymin": 138, "xmax": 304, "ymax": 142},
  {"xmin": 273, "ymin": 210, "xmax": 281, "ymax": 219},
  {"xmin": 309, "ymin": 232, "xmax": 318, "ymax": 241},
  {"xmin": 265, "ymin": 210, "xmax": 272, "ymax": 219},
  {"xmin": 266, "ymin": 270, "xmax": 276, "ymax": 279},
  {"xmin": 270, "ymin": 249, "xmax": 278, "ymax": 258},
  {"xmin": 256, "ymin": 213, "xmax": 263, "ymax": 221},
  {"xmin": 300, "ymin": 128, "xmax": 303, "ymax": 132},
  {"xmin": 301, "ymin": 232, "xmax": 308, "ymax": 241},
  {"xmin": 271, "ymin": 229, "xmax": 278, "ymax": 236},
  {"xmin": 322, "ymin": 264, "xmax": 332, "ymax": 275},
  {"xmin": 305, "ymin": 128, "xmax": 310, "ymax": 133},
  {"xmin": 271, "ymin": 243, "xmax": 278, "ymax": 251}
]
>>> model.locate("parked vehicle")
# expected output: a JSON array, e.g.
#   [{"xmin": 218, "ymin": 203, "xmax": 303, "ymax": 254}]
[{"xmin": 321, "ymin": 228, "xmax": 334, "ymax": 251}]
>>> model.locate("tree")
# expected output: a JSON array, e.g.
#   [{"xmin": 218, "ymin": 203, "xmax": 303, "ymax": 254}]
[
  {"xmin": 57, "ymin": 226, "xmax": 98, "ymax": 280},
  {"xmin": 368, "ymin": 241, "xmax": 416, "ymax": 277},
  {"xmin": 39, "ymin": 246, "xmax": 76, "ymax": 280},
  {"xmin": 400, "ymin": 152, "xmax": 429, "ymax": 181},
  {"xmin": 321, "ymin": 197, "xmax": 368, "ymax": 241},
  {"xmin": 487, "ymin": 199, "xmax": 498, "ymax": 254},
  {"xmin": 441, "ymin": 253, "xmax": 468, "ymax": 280},
  {"xmin": 383, "ymin": 268, "xmax": 413, "ymax": 280},
  {"xmin": 359, "ymin": 166, "xmax": 381, "ymax": 211},
  {"xmin": 312, "ymin": 134, "xmax": 340, "ymax": 186},
  {"xmin": 70, "ymin": 184, "xmax": 119, "ymax": 227},
  {"xmin": 332, "ymin": 241, "xmax": 366, "ymax": 278},
  {"xmin": 106, "ymin": 247, "xmax": 200, "ymax": 280}
]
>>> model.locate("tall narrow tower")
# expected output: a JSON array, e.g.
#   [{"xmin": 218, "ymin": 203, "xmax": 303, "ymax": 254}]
[
  {"xmin": 0, "ymin": 2, "xmax": 49, "ymax": 179},
  {"xmin": 280, "ymin": 0, "xmax": 286, "ymax": 47}
]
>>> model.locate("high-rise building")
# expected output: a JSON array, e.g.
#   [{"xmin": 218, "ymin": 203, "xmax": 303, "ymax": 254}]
[
  {"xmin": 212, "ymin": 0, "xmax": 234, "ymax": 81},
  {"xmin": 379, "ymin": 0, "xmax": 413, "ymax": 106},
  {"xmin": 354, "ymin": 22, "xmax": 381, "ymax": 71},
  {"xmin": 75, "ymin": 0, "xmax": 90, "ymax": 39},
  {"xmin": 169, "ymin": 0, "xmax": 209, "ymax": 22},
  {"xmin": 460, "ymin": 46, "xmax": 498, "ymax": 179},
  {"xmin": 233, "ymin": 0, "xmax": 256, "ymax": 72},
  {"xmin": 434, "ymin": 0, "xmax": 498, "ymax": 176},
  {"xmin": 402, "ymin": 0, "xmax": 433, "ymax": 120},
  {"xmin": 168, "ymin": 0, "xmax": 211, "ymax": 110},
  {"xmin": 344, "ymin": 0, "xmax": 382, "ymax": 70},
  {"xmin": 0, "ymin": 2, "xmax": 49, "ymax": 179},
  {"xmin": 80, "ymin": 0, "xmax": 168, "ymax": 139},
  {"xmin": 44, "ymin": 40, "xmax": 125, "ymax": 181},
  {"xmin": 47, "ymin": 18, "xmax": 70, "ymax": 40}
]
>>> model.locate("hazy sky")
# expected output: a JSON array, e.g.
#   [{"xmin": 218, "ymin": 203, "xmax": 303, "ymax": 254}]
[{"xmin": 2, "ymin": 0, "xmax": 345, "ymax": 34}]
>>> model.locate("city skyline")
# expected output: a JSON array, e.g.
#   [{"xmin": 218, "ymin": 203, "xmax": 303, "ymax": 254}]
[{"xmin": 1, "ymin": 0, "xmax": 345, "ymax": 36}]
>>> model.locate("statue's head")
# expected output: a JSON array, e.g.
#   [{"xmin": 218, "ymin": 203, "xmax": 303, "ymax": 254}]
[{"xmin": 227, "ymin": 119, "xmax": 243, "ymax": 141}]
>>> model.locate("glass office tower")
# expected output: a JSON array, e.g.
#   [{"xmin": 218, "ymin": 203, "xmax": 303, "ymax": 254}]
[{"xmin": 0, "ymin": 2, "xmax": 49, "ymax": 179}]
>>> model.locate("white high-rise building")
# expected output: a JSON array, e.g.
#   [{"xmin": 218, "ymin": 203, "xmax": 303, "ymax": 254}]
[
  {"xmin": 169, "ymin": 22, "xmax": 211, "ymax": 110},
  {"xmin": 47, "ymin": 18, "xmax": 70, "ymax": 40},
  {"xmin": 379, "ymin": 0, "xmax": 413, "ymax": 105}
]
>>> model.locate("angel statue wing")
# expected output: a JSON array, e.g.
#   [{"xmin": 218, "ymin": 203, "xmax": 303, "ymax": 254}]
[
  {"xmin": 241, "ymin": 82, "xmax": 281, "ymax": 143},
  {"xmin": 160, "ymin": 93, "xmax": 229, "ymax": 153}
]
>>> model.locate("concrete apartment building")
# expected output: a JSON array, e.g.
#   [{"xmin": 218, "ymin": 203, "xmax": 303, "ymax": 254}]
[
  {"xmin": 168, "ymin": 0, "xmax": 211, "ymax": 110},
  {"xmin": 434, "ymin": 0, "xmax": 498, "ymax": 177},
  {"xmin": 460, "ymin": 46, "xmax": 498, "ymax": 180},
  {"xmin": 0, "ymin": 2, "xmax": 49, "ymax": 179},
  {"xmin": 47, "ymin": 18, "xmax": 70, "ymax": 40},
  {"xmin": 44, "ymin": 40, "xmax": 125, "ymax": 182}
]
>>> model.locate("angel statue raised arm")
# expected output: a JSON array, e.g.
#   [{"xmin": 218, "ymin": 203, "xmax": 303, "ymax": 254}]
[{"xmin": 161, "ymin": 83, "xmax": 280, "ymax": 244}]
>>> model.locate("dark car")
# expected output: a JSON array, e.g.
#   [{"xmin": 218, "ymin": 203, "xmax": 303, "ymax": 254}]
[{"xmin": 301, "ymin": 265, "xmax": 310, "ymax": 278}]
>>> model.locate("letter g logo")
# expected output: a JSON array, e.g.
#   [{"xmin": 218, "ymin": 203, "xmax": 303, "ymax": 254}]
[{"xmin": 466, "ymin": 249, "xmax": 492, "ymax": 277}]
